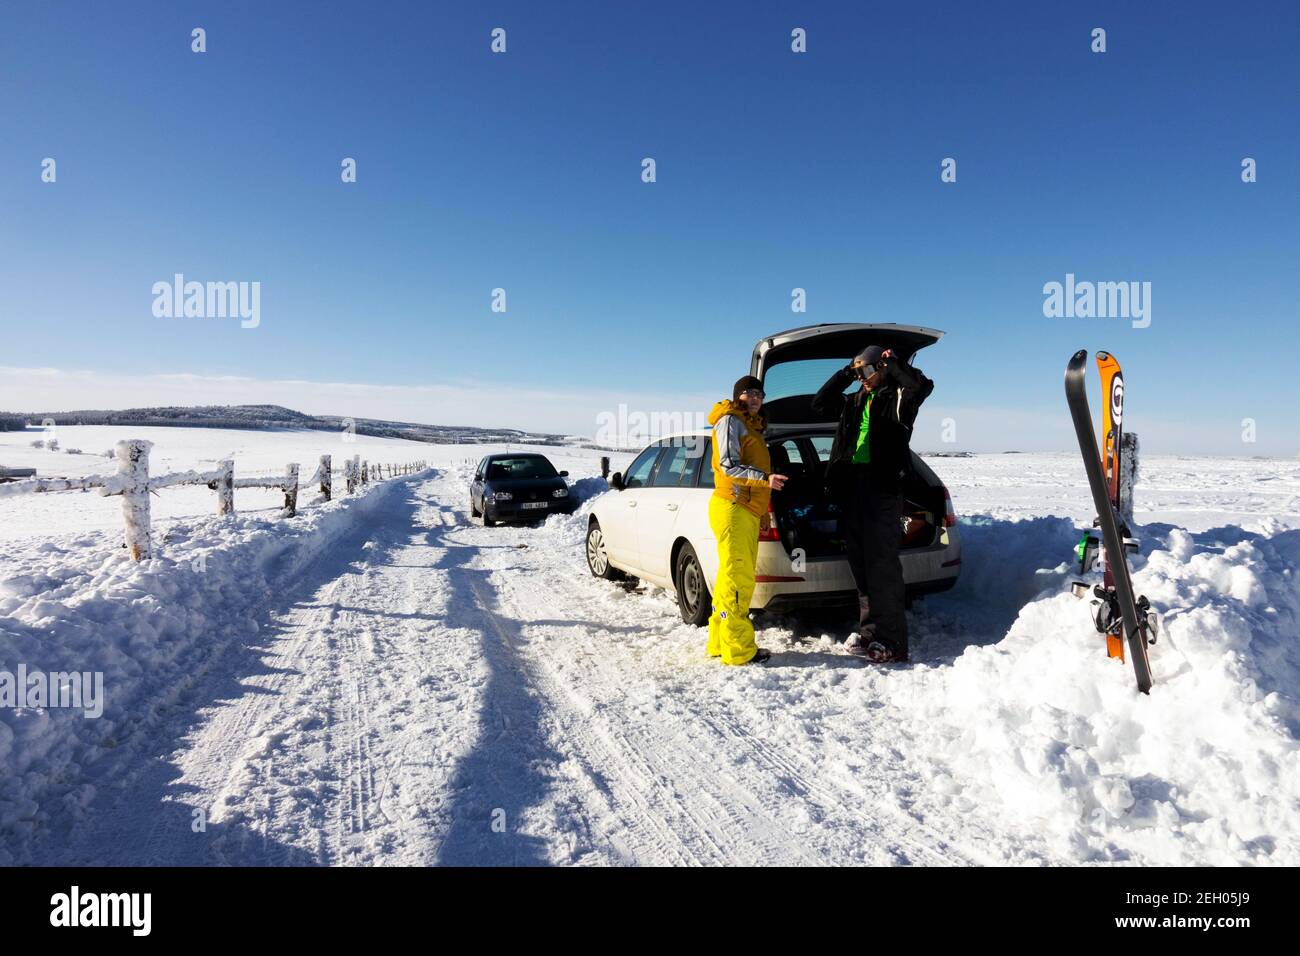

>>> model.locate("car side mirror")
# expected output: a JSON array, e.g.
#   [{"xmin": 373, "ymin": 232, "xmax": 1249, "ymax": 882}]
[
  {"xmin": 559, "ymin": 470, "xmax": 569, "ymax": 478},
  {"xmin": 609, "ymin": 471, "xmax": 624, "ymax": 491}
]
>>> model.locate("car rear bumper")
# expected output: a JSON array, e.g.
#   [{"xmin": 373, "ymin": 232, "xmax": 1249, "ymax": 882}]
[{"xmin": 749, "ymin": 524, "xmax": 962, "ymax": 610}]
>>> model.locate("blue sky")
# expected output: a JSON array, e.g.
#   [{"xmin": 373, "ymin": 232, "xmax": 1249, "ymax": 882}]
[{"xmin": 1, "ymin": 1, "xmax": 1296, "ymax": 453}]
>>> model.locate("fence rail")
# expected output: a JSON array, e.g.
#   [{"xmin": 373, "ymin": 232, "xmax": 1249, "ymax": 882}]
[{"xmin": 0, "ymin": 439, "xmax": 428, "ymax": 561}]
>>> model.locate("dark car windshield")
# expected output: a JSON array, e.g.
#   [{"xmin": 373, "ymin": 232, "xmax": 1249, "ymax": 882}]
[{"xmin": 486, "ymin": 457, "xmax": 559, "ymax": 481}]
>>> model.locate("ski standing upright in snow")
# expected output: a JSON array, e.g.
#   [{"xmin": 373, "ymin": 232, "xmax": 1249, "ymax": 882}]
[{"xmin": 1065, "ymin": 349, "xmax": 1156, "ymax": 694}]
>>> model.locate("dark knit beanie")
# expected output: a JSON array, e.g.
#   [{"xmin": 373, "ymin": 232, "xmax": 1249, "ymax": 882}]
[{"xmin": 733, "ymin": 375, "xmax": 763, "ymax": 401}]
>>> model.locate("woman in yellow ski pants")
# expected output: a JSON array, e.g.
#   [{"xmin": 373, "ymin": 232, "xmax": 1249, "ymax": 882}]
[{"xmin": 705, "ymin": 377, "xmax": 786, "ymax": 666}]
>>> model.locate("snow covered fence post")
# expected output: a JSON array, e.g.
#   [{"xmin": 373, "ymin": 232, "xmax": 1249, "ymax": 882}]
[
  {"xmin": 115, "ymin": 439, "xmax": 153, "ymax": 561},
  {"xmin": 319, "ymin": 454, "xmax": 331, "ymax": 501},
  {"xmin": 215, "ymin": 459, "xmax": 234, "ymax": 515},
  {"xmin": 283, "ymin": 463, "xmax": 299, "ymax": 516},
  {"xmin": 1120, "ymin": 432, "xmax": 1139, "ymax": 526}
]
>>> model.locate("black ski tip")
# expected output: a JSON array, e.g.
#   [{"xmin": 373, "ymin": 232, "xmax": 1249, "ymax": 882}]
[{"xmin": 1065, "ymin": 349, "xmax": 1089, "ymax": 386}]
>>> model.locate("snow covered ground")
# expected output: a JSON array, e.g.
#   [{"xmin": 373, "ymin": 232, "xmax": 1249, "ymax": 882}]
[{"xmin": 1, "ymin": 426, "xmax": 1297, "ymax": 865}]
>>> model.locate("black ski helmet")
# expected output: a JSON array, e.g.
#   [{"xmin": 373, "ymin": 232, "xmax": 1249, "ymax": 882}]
[{"xmin": 854, "ymin": 345, "xmax": 884, "ymax": 367}]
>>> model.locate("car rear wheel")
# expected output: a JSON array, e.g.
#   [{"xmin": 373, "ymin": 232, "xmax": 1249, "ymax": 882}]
[
  {"xmin": 675, "ymin": 542, "xmax": 711, "ymax": 627},
  {"xmin": 586, "ymin": 520, "xmax": 622, "ymax": 580}
]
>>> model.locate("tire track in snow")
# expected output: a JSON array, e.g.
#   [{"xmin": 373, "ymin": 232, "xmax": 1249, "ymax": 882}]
[
  {"xmin": 460, "ymin": 574, "xmax": 704, "ymax": 866},
  {"xmin": 432, "ymin": 469, "xmax": 826, "ymax": 865}
]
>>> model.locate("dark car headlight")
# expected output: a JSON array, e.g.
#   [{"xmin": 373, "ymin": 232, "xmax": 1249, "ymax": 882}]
[{"xmin": 552, "ymin": 488, "xmax": 569, "ymax": 498}]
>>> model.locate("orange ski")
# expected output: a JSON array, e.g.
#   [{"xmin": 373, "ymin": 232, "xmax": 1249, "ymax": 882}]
[{"xmin": 1094, "ymin": 351, "xmax": 1126, "ymax": 661}]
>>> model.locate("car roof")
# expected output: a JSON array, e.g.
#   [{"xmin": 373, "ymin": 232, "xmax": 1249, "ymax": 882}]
[
  {"xmin": 612, "ymin": 431, "xmax": 709, "ymax": 456},
  {"xmin": 485, "ymin": 452, "xmax": 550, "ymax": 460}
]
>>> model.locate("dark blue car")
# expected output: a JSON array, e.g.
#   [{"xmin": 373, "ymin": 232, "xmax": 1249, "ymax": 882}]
[{"xmin": 470, "ymin": 453, "xmax": 575, "ymax": 525}]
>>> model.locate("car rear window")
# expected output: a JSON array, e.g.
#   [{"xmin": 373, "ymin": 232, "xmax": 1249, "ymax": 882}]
[{"xmin": 762, "ymin": 359, "xmax": 857, "ymax": 404}]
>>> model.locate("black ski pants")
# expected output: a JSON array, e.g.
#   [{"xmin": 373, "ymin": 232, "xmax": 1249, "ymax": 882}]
[{"xmin": 842, "ymin": 465, "xmax": 908, "ymax": 658}]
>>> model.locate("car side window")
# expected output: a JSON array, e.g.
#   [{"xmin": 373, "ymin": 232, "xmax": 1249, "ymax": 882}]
[
  {"xmin": 811, "ymin": 436, "xmax": 834, "ymax": 462},
  {"xmin": 651, "ymin": 443, "xmax": 689, "ymax": 487},
  {"xmin": 623, "ymin": 446, "xmax": 661, "ymax": 489},
  {"xmin": 695, "ymin": 440, "xmax": 714, "ymax": 489}
]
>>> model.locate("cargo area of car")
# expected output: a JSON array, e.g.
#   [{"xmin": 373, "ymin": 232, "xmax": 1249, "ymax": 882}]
[{"xmin": 766, "ymin": 436, "xmax": 946, "ymax": 559}]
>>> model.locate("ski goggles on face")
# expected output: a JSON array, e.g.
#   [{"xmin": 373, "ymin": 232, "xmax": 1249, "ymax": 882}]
[
  {"xmin": 853, "ymin": 363, "xmax": 877, "ymax": 380},
  {"xmin": 738, "ymin": 388, "xmax": 765, "ymax": 400}
]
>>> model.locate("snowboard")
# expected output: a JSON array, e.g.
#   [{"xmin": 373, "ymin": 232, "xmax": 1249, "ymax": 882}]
[{"xmin": 1065, "ymin": 349, "xmax": 1155, "ymax": 694}]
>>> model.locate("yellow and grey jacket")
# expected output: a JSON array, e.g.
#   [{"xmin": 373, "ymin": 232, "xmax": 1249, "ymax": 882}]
[{"xmin": 707, "ymin": 400, "xmax": 772, "ymax": 517}]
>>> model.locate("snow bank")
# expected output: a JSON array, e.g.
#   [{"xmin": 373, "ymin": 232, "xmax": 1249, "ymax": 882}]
[
  {"xmin": 894, "ymin": 520, "xmax": 1300, "ymax": 864},
  {"xmin": 0, "ymin": 472, "xmax": 424, "ymax": 864}
]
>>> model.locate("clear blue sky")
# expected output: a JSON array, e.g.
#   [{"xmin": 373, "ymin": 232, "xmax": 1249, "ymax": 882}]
[{"xmin": 1, "ymin": 1, "xmax": 1297, "ymax": 453}]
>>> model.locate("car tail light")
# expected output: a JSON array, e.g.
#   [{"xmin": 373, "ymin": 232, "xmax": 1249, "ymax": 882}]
[
  {"xmin": 759, "ymin": 501, "xmax": 781, "ymax": 542},
  {"xmin": 942, "ymin": 486, "xmax": 957, "ymax": 527}
]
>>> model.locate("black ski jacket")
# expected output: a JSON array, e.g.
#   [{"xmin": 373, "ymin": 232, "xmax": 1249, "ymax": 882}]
[{"xmin": 810, "ymin": 357, "xmax": 934, "ymax": 495}]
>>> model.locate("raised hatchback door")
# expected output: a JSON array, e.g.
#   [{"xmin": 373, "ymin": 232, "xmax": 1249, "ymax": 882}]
[{"xmin": 751, "ymin": 323, "xmax": 943, "ymax": 427}]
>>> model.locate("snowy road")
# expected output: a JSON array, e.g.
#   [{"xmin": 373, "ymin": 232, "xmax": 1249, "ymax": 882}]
[{"xmin": 10, "ymin": 451, "xmax": 1298, "ymax": 867}]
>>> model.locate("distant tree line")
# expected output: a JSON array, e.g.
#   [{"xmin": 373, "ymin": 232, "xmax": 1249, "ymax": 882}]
[{"xmin": 0, "ymin": 405, "xmax": 571, "ymax": 446}]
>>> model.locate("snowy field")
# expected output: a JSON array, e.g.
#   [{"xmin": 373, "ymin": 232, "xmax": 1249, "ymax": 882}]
[{"xmin": 1, "ymin": 425, "xmax": 1297, "ymax": 866}]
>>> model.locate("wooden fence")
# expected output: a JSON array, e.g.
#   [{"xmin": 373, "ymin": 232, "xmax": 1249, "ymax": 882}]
[{"xmin": 0, "ymin": 440, "xmax": 428, "ymax": 561}]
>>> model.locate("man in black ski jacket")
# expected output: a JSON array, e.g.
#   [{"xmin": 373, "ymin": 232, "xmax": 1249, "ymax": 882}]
[{"xmin": 810, "ymin": 346, "xmax": 934, "ymax": 663}]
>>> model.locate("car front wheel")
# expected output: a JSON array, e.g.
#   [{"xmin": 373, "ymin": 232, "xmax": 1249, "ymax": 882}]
[
  {"xmin": 675, "ymin": 542, "xmax": 711, "ymax": 627},
  {"xmin": 586, "ymin": 520, "xmax": 623, "ymax": 580}
]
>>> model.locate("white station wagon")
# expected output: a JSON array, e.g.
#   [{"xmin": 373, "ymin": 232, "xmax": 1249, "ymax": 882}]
[{"xmin": 585, "ymin": 323, "xmax": 961, "ymax": 625}]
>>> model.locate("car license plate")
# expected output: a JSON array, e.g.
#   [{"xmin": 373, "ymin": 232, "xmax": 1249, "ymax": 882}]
[{"xmin": 521, "ymin": 501, "xmax": 548, "ymax": 510}]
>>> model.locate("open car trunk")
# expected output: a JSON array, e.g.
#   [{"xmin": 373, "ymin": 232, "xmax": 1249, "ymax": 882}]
[
  {"xmin": 752, "ymin": 323, "xmax": 943, "ymax": 428},
  {"xmin": 767, "ymin": 439, "xmax": 947, "ymax": 558}
]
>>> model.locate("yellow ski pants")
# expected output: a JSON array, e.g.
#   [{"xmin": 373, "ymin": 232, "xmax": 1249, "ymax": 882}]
[{"xmin": 706, "ymin": 495, "xmax": 761, "ymax": 665}]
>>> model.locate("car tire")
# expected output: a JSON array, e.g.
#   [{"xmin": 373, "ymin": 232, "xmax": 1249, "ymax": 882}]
[
  {"xmin": 470, "ymin": 495, "xmax": 481, "ymax": 518},
  {"xmin": 482, "ymin": 502, "xmax": 495, "ymax": 527},
  {"xmin": 585, "ymin": 519, "xmax": 623, "ymax": 580},
  {"xmin": 674, "ymin": 542, "xmax": 712, "ymax": 627}
]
